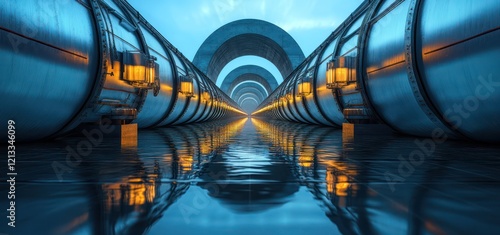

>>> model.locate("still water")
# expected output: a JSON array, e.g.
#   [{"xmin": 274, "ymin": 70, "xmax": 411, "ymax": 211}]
[{"xmin": 2, "ymin": 118, "xmax": 500, "ymax": 235}]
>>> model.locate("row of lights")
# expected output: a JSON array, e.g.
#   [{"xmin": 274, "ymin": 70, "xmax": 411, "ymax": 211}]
[
  {"xmin": 298, "ymin": 56, "xmax": 356, "ymax": 96},
  {"xmin": 178, "ymin": 54, "xmax": 355, "ymax": 116},
  {"xmin": 179, "ymin": 74, "xmax": 246, "ymax": 115},
  {"xmin": 119, "ymin": 51, "xmax": 244, "ymax": 116},
  {"xmin": 121, "ymin": 51, "xmax": 161, "ymax": 96},
  {"xmin": 253, "ymin": 56, "xmax": 355, "ymax": 115}
]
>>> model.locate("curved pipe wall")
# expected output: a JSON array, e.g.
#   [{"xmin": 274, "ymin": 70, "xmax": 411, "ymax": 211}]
[
  {"xmin": 252, "ymin": 0, "xmax": 500, "ymax": 142},
  {"xmin": 0, "ymin": 0, "xmax": 245, "ymax": 141}
]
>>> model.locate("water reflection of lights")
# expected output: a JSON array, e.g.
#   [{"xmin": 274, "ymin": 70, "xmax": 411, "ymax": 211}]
[
  {"xmin": 198, "ymin": 118, "xmax": 300, "ymax": 213},
  {"xmin": 95, "ymin": 118, "xmax": 252, "ymax": 233},
  {"xmin": 102, "ymin": 170, "xmax": 160, "ymax": 209},
  {"xmin": 298, "ymin": 149, "xmax": 314, "ymax": 168},
  {"xmin": 323, "ymin": 158, "xmax": 358, "ymax": 198},
  {"xmin": 252, "ymin": 117, "xmax": 357, "ymax": 201},
  {"xmin": 157, "ymin": 118, "xmax": 249, "ymax": 175},
  {"xmin": 178, "ymin": 152, "xmax": 194, "ymax": 171},
  {"xmin": 12, "ymin": 117, "xmax": 500, "ymax": 234}
]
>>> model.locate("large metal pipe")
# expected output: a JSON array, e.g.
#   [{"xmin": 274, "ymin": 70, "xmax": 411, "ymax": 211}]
[
  {"xmin": 252, "ymin": 0, "xmax": 500, "ymax": 142},
  {"xmin": 0, "ymin": 0, "xmax": 245, "ymax": 141}
]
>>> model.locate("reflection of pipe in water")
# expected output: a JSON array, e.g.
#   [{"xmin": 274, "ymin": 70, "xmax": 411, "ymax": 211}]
[
  {"xmin": 10, "ymin": 118, "xmax": 256, "ymax": 234},
  {"xmin": 8, "ymin": 139, "xmax": 164, "ymax": 235},
  {"xmin": 97, "ymin": 160, "xmax": 163, "ymax": 235},
  {"xmin": 138, "ymin": 118, "xmax": 248, "ymax": 178},
  {"xmin": 96, "ymin": 119, "xmax": 249, "ymax": 234},
  {"xmin": 250, "ymin": 118, "xmax": 500, "ymax": 234},
  {"xmin": 252, "ymin": 118, "xmax": 360, "ymax": 233},
  {"xmin": 252, "ymin": 118, "xmax": 354, "ymax": 198},
  {"xmin": 337, "ymin": 134, "xmax": 500, "ymax": 234}
]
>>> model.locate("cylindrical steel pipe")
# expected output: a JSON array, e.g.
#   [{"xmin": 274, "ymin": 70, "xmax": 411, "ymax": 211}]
[
  {"xmin": 253, "ymin": 0, "xmax": 500, "ymax": 142},
  {"xmin": 0, "ymin": 0, "xmax": 245, "ymax": 141}
]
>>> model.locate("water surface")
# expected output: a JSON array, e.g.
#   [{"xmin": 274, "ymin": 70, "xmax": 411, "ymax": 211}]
[{"xmin": 2, "ymin": 118, "xmax": 500, "ymax": 235}]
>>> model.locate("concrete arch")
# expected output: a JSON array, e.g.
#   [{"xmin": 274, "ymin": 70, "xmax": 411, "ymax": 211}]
[
  {"xmin": 234, "ymin": 91, "xmax": 265, "ymax": 106},
  {"xmin": 230, "ymin": 81, "xmax": 269, "ymax": 98},
  {"xmin": 228, "ymin": 77, "xmax": 271, "ymax": 97},
  {"xmin": 234, "ymin": 89, "xmax": 265, "ymax": 105},
  {"xmin": 240, "ymin": 97, "xmax": 260, "ymax": 113},
  {"xmin": 193, "ymin": 19, "xmax": 305, "ymax": 82},
  {"xmin": 231, "ymin": 85, "xmax": 268, "ymax": 103},
  {"xmin": 239, "ymin": 94, "xmax": 261, "ymax": 114},
  {"xmin": 237, "ymin": 93, "xmax": 262, "ymax": 106},
  {"xmin": 240, "ymin": 97, "xmax": 260, "ymax": 106},
  {"xmin": 220, "ymin": 65, "xmax": 279, "ymax": 95}
]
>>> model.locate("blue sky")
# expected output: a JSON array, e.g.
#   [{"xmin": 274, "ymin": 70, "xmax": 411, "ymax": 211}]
[{"xmin": 128, "ymin": 0, "xmax": 364, "ymax": 85}]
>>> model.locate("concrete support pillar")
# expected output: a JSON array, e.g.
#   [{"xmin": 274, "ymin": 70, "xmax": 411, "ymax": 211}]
[{"xmin": 110, "ymin": 123, "xmax": 138, "ymax": 149}]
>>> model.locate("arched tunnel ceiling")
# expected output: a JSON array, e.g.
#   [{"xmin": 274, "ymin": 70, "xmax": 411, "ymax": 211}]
[
  {"xmin": 232, "ymin": 86, "xmax": 267, "ymax": 104},
  {"xmin": 240, "ymin": 97, "xmax": 260, "ymax": 113},
  {"xmin": 240, "ymin": 96, "xmax": 260, "ymax": 105},
  {"xmin": 238, "ymin": 93, "xmax": 262, "ymax": 105},
  {"xmin": 193, "ymin": 19, "xmax": 305, "ymax": 83},
  {"xmin": 220, "ymin": 65, "xmax": 278, "ymax": 95},
  {"xmin": 238, "ymin": 93, "xmax": 262, "ymax": 113},
  {"xmin": 228, "ymin": 76, "xmax": 272, "ymax": 97}
]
